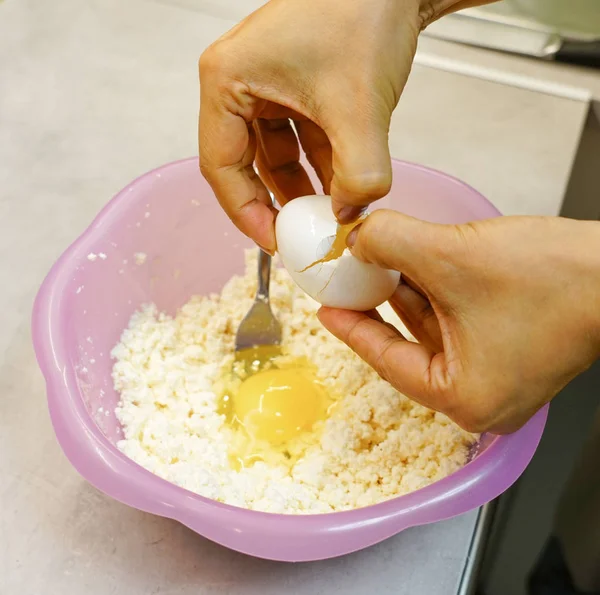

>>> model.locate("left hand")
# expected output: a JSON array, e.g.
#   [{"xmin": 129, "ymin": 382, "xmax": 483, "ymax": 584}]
[{"xmin": 198, "ymin": 0, "xmax": 424, "ymax": 253}]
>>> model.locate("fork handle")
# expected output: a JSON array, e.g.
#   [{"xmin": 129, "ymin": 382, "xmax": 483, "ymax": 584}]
[{"xmin": 257, "ymin": 249, "xmax": 272, "ymax": 299}]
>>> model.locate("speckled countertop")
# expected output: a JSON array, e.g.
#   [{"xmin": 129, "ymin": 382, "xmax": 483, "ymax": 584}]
[{"xmin": 1, "ymin": 1, "xmax": 599, "ymax": 594}]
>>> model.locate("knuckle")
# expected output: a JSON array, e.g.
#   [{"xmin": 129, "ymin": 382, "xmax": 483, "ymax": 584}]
[
  {"xmin": 416, "ymin": 298, "xmax": 435, "ymax": 322},
  {"xmin": 271, "ymin": 160, "xmax": 304, "ymax": 176},
  {"xmin": 345, "ymin": 317, "xmax": 368, "ymax": 349},
  {"xmin": 429, "ymin": 365, "xmax": 504, "ymax": 434},
  {"xmin": 372, "ymin": 337, "xmax": 397, "ymax": 382},
  {"xmin": 198, "ymin": 158, "xmax": 214, "ymax": 183},
  {"xmin": 345, "ymin": 318, "xmax": 394, "ymax": 381},
  {"xmin": 434, "ymin": 376, "xmax": 495, "ymax": 433},
  {"xmin": 339, "ymin": 171, "xmax": 392, "ymax": 203},
  {"xmin": 448, "ymin": 221, "xmax": 481, "ymax": 264},
  {"xmin": 457, "ymin": 414, "xmax": 491, "ymax": 434},
  {"xmin": 363, "ymin": 209, "xmax": 389, "ymax": 233},
  {"xmin": 198, "ymin": 43, "xmax": 226, "ymax": 78},
  {"xmin": 356, "ymin": 210, "xmax": 393, "ymax": 260},
  {"xmin": 449, "ymin": 395, "xmax": 494, "ymax": 434}
]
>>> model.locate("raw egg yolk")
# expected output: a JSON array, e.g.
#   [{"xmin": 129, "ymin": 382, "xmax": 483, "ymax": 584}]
[{"xmin": 233, "ymin": 367, "xmax": 328, "ymax": 446}]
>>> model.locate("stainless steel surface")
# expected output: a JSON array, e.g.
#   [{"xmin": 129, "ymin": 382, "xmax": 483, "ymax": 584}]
[
  {"xmin": 424, "ymin": 8, "xmax": 600, "ymax": 67},
  {"xmin": 457, "ymin": 502, "xmax": 498, "ymax": 595},
  {"xmin": 234, "ymin": 248, "xmax": 282, "ymax": 352},
  {"xmin": 424, "ymin": 12, "xmax": 562, "ymax": 58}
]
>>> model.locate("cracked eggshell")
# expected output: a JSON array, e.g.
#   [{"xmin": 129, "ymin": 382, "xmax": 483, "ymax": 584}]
[{"xmin": 275, "ymin": 195, "xmax": 401, "ymax": 311}]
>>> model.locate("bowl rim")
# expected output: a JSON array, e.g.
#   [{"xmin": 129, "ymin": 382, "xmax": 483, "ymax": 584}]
[{"xmin": 31, "ymin": 157, "xmax": 548, "ymax": 557}]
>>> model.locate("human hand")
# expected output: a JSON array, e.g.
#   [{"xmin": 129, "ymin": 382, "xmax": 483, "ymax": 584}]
[
  {"xmin": 199, "ymin": 0, "xmax": 427, "ymax": 254},
  {"xmin": 318, "ymin": 213, "xmax": 600, "ymax": 434}
]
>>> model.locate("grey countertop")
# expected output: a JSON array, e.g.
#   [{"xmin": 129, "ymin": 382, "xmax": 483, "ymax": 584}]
[{"xmin": 1, "ymin": 1, "xmax": 599, "ymax": 594}]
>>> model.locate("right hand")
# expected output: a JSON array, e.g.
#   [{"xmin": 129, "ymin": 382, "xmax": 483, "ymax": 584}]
[
  {"xmin": 318, "ymin": 212, "xmax": 600, "ymax": 434},
  {"xmin": 198, "ymin": 0, "xmax": 424, "ymax": 253}
]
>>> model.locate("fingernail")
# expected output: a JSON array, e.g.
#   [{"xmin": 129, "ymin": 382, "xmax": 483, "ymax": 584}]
[
  {"xmin": 336, "ymin": 206, "xmax": 367, "ymax": 224},
  {"xmin": 346, "ymin": 223, "xmax": 363, "ymax": 248},
  {"xmin": 257, "ymin": 242, "xmax": 276, "ymax": 256}
]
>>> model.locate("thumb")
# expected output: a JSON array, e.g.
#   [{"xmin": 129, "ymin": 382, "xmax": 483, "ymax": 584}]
[
  {"xmin": 346, "ymin": 210, "xmax": 457, "ymax": 282},
  {"xmin": 325, "ymin": 107, "xmax": 393, "ymax": 224}
]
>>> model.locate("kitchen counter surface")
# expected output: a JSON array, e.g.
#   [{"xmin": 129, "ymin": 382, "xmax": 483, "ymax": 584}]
[{"xmin": 1, "ymin": 1, "xmax": 599, "ymax": 594}]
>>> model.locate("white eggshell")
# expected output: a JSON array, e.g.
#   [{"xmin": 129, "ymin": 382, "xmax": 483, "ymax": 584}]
[{"xmin": 275, "ymin": 195, "xmax": 400, "ymax": 311}]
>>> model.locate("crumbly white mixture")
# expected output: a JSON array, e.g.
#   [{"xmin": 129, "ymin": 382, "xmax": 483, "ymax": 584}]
[{"xmin": 112, "ymin": 251, "xmax": 476, "ymax": 514}]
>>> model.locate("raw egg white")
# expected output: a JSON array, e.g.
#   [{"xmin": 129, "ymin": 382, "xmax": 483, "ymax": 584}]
[
  {"xmin": 275, "ymin": 195, "xmax": 400, "ymax": 311},
  {"xmin": 217, "ymin": 348, "xmax": 333, "ymax": 470}
]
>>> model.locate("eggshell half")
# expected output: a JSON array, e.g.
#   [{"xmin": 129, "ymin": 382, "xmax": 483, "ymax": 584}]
[{"xmin": 275, "ymin": 195, "xmax": 400, "ymax": 311}]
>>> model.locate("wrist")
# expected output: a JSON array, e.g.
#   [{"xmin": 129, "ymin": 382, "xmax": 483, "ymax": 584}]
[
  {"xmin": 571, "ymin": 220, "xmax": 600, "ymax": 355},
  {"xmin": 588, "ymin": 224, "xmax": 600, "ymax": 354},
  {"xmin": 418, "ymin": 1, "xmax": 495, "ymax": 29}
]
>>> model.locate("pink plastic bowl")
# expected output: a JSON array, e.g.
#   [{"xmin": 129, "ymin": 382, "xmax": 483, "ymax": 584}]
[{"xmin": 33, "ymin": 157, "xmax": 547, "ymax": 562}]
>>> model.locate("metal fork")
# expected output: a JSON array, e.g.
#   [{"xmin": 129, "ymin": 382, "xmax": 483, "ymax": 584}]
[
  {"xmin": 234, "ymin": 248, "xmax": 282, "ymax": 355},
  {"xmin": 234, "ymin": 178, "xmax": 282, "ymax": 365}
]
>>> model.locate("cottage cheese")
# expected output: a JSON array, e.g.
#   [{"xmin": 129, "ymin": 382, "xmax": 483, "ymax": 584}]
[{"xmin": 112, "ymin": 251, "xmax": 476, "ymax": 514}]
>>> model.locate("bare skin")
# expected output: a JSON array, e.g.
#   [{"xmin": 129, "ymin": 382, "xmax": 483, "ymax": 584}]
[
  {"xmin": 198, "ymin": 0, "xmax": 491, "ymax": 253},
  {"xmin": 318, "ymin": 213, "xmax": 600, "ymax": 434},
  {"xmin": 199, "ymin": 0, "xmax": 600, "ymax": 434}
]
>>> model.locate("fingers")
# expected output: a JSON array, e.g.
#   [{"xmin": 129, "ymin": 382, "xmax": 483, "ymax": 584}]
[
  {"xmin": 365, "ymin": 308, "xmax": 406, "ymax": 336},
  {"xmin": 389, "ymin": 282, "xmax": 443, "ymax": 353},
  {"xmin": 295, "ymin": 120, "xmax": 333, "ymax": 194},
  {"xmin": 318, "ymin": 307, "xmax": 446, "ymax": 407},
  {"xmin": 346, "ymin": 210, "xmax": 453, "ymax": 282},
  {"xmin": 254, "ymin": 119, "xmax": 315, "ymax": 206},
  {"xmin": 324, "ymin": 106, "xmax": 393, "ymax": 223},
  {"xmin": 199, "ymin": 64, "xmax": 277, "ymax": 253}
]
